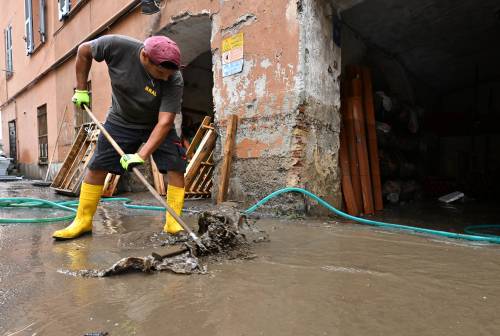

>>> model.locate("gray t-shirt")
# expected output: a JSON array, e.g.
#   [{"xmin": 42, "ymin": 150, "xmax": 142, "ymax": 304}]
[{"xmin": 91, "ymin": 35, "xmax": 183, "ymax": 129}]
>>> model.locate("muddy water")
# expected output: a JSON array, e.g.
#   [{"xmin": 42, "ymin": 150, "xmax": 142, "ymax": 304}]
[{"xmin": 1, "ymin": 183, "xmax": 500, "ymax": 335}]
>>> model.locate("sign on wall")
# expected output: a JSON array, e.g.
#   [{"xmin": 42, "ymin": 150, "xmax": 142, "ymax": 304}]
[{"xmin": 222, "ymin": 33, "xmax": 244, "ymax": 77}]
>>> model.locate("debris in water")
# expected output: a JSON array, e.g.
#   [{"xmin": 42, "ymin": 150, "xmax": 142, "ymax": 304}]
[
  {"xmin": 438, "ymin": 191, "xmax": 465, "ymax": 203},
  {"xmin": 193, "ymin": 202, "xmax": 269, "ymax": 259},
  {"xmin": 60, "ymin": 247, "xmax": 202, "ymax": 277},
  {"xmin": 61, "ymin": 202, "xmax": 268, "ymax": 277}
]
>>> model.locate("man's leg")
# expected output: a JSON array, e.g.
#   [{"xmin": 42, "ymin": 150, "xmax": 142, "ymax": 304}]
[
  {"xmin": 52, "ymin": 121, "xmax": 141, "ymax": 240},
  {"xmin": 164, "ymin": 171, "xmax": 185, "ymax": 234},
  {"xmin": 52, "ymin": 170, "xmax": 107, "ymax": 240},
  {"xmin": 152, "ymin": 127, "xmax": 188, "ymax": 234}
]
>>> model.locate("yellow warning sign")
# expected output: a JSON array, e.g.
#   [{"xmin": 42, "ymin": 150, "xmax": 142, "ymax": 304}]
[{"xmin": 222, "ymin": 33, "xmax": 244, "ymax": 53}]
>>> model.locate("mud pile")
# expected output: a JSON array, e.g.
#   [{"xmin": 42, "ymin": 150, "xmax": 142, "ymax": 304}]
[{"xmin": 62, "ymin": 203, "xmax": 268, "ymax": 277}]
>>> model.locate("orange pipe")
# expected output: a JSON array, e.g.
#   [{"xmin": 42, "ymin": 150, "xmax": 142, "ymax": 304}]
[
  {"xmin": 344, "ymin": 97, "xmax": 363, "ymax": 211},
  {"xmin": 361, "ymin": 67, "xmax": 384, "ymax": 211},
  {"xmin": 350, "ymin": 78, "xmax": 374, "ymax": 215},
  {"xmin": 340, "ymin": 125, "xmax": 360, "ymax": 216}
]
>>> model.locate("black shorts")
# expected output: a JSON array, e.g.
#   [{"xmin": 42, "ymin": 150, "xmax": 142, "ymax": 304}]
[{"xmin": 88, "ymin": 121, "xmax": 187, "ymax": 175}]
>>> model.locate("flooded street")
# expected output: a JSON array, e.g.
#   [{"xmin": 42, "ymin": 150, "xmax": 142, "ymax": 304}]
[{"xmin": 1, "ymin": 182, "xmax": 500, "ymax": 335}]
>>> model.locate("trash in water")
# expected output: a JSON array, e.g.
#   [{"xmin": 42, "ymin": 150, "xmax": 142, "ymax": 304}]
[
  {"xmin": 438, "ymin": 191, "xmax": 465, "ymax": 203},
  {"xmin": 60, "ymin": 203, "xmax": 268, "ymax": 277}
]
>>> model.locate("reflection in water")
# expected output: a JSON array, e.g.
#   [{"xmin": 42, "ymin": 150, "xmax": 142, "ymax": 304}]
[{"xmin": 99, "ymin": 206, "xmax": 121, "ymax": 235}]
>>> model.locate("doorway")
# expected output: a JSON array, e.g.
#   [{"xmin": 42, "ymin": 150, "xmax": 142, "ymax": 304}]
[{"xmin": 8, "ymin": 120, "xmax": 17, "ymax": 162}]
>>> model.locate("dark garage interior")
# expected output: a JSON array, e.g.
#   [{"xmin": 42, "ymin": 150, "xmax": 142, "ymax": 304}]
[{"xmin": 338, "ymin": 0, "xmax": 500, "ymax": 231}]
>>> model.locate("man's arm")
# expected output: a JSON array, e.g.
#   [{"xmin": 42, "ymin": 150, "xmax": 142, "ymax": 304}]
[
  {"xmin": 137, "ymin": 111, "xmax": 176, "ymax": 160},
  {"xmin": 75, "ymin": 42, "xmax": 93, "ymax": 90}
]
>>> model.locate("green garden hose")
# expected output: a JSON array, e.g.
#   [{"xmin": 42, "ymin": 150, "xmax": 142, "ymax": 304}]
[
  {"xmin": 244, "ymin": 187, "xmax": 500, "ymax": 244},
  {"xmin": 1, "ymin": 188, "xmax": 499, "ymax": 244},
  {"xmin": 0, "ymin": 198, "xmax": 77, "ymax": 223},
  {"xmin": 0, "ymin": 197, "xmax": 164, "ymax": 224}
]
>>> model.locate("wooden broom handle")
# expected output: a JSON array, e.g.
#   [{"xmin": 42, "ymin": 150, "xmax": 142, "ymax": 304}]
[{"xmin": 82, "ymin": 105, "xmax": 205, "ymax": 250}]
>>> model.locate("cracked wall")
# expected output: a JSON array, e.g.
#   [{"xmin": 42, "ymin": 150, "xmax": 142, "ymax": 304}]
[
  {"xmin": 290, "ymin": 0, "xmax": 343, "ymax": 213},
  {"xmin": 210, "ymin": 0, "xmax": 305, "ymax": 212},
  {"xmin": 156, "ymin": 0, "xmax": 343, "ymax": 213}
]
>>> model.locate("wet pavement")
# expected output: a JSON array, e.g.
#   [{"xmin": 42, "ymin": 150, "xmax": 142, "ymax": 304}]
[{"xmin": 1, "ymin": 181, "xmax": 500, "ymax": 335}]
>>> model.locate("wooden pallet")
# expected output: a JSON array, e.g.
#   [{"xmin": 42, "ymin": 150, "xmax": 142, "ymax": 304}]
[
  {"xmin": 150, "ymin": 116, "xmax": 216, "ymax": 198},
  {"xmin": 51, "ymin": 123, "xmax": 99, "ymax": 196},
  {"xmin": 184, "ymin": 117, "xmax": 217, "ymax": 198},
  {"xmin": 51, "ymin": 122, "xmax": 118, "ymax": 197},
  {"xmin": 184, "ymin": 117, "xmax": 216, "ymax": 198}
]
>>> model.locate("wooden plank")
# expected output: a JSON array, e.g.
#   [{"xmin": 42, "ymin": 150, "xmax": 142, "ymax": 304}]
[
  {"xmin": 217, "ymin": 114, "xmax": 238, "ymax": 204},
  {"xmin": 191, "ymin": 164, "xmax": 212, "ymax": 193},
  {"xmin": 340, "ymin": 125, "xmax": 360, "ymax": 216},
  {"xmin": 57, "ymin": 125, "xmax": 91, "ymax": 189},
  {"xmin": 64, "ymin": 129, "xmax": 96, "ymax": 191},
  {"xmin": 65, "ymin": 141, "xmax": 92, "ymax": 190},
  {"xmin": 344, "ymin": 97, "xmax": 363, "ymax": 212},
  {"xmin": 205, "ymin": 179, "xmax": 213, "ymax": 192},
  {"xmin": 186, "ymin": 116, "xmax": 211, "ymax": 158},
  {"xmin": 60, "ymin": 138, "xmax": 90, "ymax": 189},
  {"xmin": 184, "ymin": 129, "xmax": 216, "ymax": 188},
  {"xmin": 198, "ymin": 166, "xmax": 214, "ymax": 192},
  {"xmin": 361, "ymin": 67, "xmax": 384, "ymax": 211},
  {"xmin": 188, "ymin": 164, "xmax": 208, "ymax": 192},
  {"xmin": 186, "ymin": 191, "xmax": 212, "ymax": 197},
  {"xmin": 350, "ymin": 80, "xmax": 374, "ymax": 215},
  {"xmin": 102, "ymin": 173, "xmax": 120, "ymax": 197},
  {"xmin": 150, "ymin": 156, "xmax": 166, "ymax": 196},
  {"xmin": 66, "ymin": 140, "xmax": 96, "ymax": 193},
  {"xmin": 190, "ymin": 153, "xmax": 213, "ymax": 193},
  {"xmin": 195, "ymin": 157, "xmax": 214, "ymax": 196},
  {"xmin": 51, "ymin": 124, "xmax": 87, "ymax": 187},
  {"xmin": 189, "ymin": 158, "xmax": 212, "ymax": 192}
]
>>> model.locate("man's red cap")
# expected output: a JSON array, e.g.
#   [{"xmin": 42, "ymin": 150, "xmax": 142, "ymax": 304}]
[{"xmin": 143, "ymin": 36, "xmax": 181, "ymax": 68}]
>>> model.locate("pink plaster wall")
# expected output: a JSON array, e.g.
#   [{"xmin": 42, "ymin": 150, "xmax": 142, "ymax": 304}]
[{"xmin": 1, "ymin": 0, "xmax": 302, "ymax": 184}]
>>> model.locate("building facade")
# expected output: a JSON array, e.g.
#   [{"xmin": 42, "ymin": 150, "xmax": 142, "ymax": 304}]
[{"xmin": 0, "ymin": 0, "xmax": 343, "ymax": 211}]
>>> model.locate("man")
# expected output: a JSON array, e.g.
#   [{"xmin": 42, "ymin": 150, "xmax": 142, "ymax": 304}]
[{"xmin": 52, "ymin": 34, "xmax": 186, "ymax": 240}]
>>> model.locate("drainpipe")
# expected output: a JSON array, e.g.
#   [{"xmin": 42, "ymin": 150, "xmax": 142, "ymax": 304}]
[{"xmin": 0, "ymin": 0, "xmax": 141, "ymax": 109}]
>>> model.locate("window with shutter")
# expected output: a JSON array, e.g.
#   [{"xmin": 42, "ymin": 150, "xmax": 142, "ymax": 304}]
[
  {"xmin": 24, "ymin": 0, "xmax": 34, "ymax": 54},
  {"xmin": 37, "ymin": 104, "xmax": 48, "ymax": 164},
  {"xmin": 4, "ymin": 25, "xmax": 13, "ymax": 78},
  {"xmin": 39, "ymin": 0, "xmax": 46, "ymax": 43},
  {"xmin": 23, "ymin": 0, "xmax": 47, "ymax": 54},
  {"xmin": 58, "ymin": 0, "xmax": 71, "ymax": 21}
]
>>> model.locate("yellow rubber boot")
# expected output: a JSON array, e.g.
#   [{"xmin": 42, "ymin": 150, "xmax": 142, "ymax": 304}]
[
  {"xmin": 52, "ymin": 182, "xmax": 103, "ymax": 240},
  {"xmin": 163, "ymin": 185, "xmax": 185, "ymax": 234}
]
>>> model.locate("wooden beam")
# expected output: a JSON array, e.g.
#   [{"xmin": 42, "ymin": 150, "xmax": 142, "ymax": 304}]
[
  {"xmin": 150, "ymin": 156, "xmax": 166, "ymax": 196},
  {"xmin": 102, "ymin": 174, "xmax": 120, "ymax": 197},
  {"xmin": 52, "ymin": 124, "xmax": 87, "ymax": 187},
  {"xmin": 344, "ymin": 97, "xmax": 363, "ymax": 212},
  {"xmin": 340, "ymin": 124, "xmax": 360, "ymax": 216},
  {"xmin": 217, "ymin": 115, "xmax": 238, "ymax": 204},
  {"xmin": 186, "ymin": 116, "xmax": 211, "ymax": 159},
  {"xmin": 361, "ymin": 67, "xmax": 384, "ymax": 211},
  {"xmin": 350, "ymin": 79, "xmax": 374, "ymax": 215}
]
